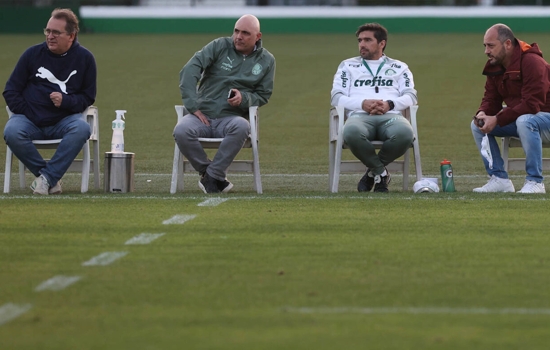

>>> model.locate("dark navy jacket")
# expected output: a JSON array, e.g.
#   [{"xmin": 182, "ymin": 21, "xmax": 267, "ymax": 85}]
[{"xmin": 3, "ymin": 40, "xmax": 97, "ymax": 127}]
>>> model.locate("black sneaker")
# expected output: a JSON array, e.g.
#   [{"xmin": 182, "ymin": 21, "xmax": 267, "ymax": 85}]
[
  {"xmin": 198, "ymin": 173, "xmax": 220, "ymax": 193},
  {"xmin": 373, "ymin": 171, "xmax": 391, "ymax": 193},
  {"xmin": 357, "ymin": 169, "xmax": 375, "ymax": 192},
  {"xmin": 217, "ymin": 178, "xmax": 234, "ymax": 193}
]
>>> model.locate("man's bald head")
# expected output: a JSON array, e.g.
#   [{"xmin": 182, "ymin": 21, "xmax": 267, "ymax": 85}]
[{"xmin": 233, "ymin": 14, "xmax": 262, "ymax": 55}]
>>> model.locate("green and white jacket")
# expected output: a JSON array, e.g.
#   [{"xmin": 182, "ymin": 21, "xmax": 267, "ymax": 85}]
[{"xmin": 179, "ymin": 37, "xmax": 276, "ymax": 118}]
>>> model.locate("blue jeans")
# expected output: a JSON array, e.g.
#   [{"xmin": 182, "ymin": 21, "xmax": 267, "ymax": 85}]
[
  {"xmin": 4, "ymin": 113, "xmax": 91, "ymax": 186},
  {"xmin": 471, "ymin": 112, "xmax": 550, "ymax": 182}
]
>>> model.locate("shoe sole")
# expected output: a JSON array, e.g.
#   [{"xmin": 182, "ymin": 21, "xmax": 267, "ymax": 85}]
[
  {"xmin": 221, "ymin": 182, "xmax": 234, "ymax": 193},
  {"xmin": 198, "ymin": 179, "xmax": 208, "ymax": 194}
]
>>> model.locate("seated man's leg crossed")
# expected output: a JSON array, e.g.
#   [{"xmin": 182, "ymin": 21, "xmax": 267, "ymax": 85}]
[
  {"xmin": 174, "ymin": 114, "xmax": 249, "ymax": 194},
  {"xmin": 4, "ymin": 113, "xmax": 90, "ymax": 195},
  {"xmin": 344, "ymin": 112, "xmax": 413, "ymax": 193}
]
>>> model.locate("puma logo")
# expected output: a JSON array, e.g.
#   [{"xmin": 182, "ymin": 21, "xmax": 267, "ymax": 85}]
[{"xmin": 35, "ymin": 67, "xmax": 77, "ymax": 94}]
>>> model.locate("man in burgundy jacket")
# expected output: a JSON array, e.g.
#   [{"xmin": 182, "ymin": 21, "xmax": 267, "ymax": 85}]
[{"xmin": 472, "ymin": 23, "xmax": 550, "ymax": 194}]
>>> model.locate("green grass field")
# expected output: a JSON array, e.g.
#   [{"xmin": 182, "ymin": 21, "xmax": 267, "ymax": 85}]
[{"xmin": 2, "ymin": 32, "xmax": 550, "ymax": 349}]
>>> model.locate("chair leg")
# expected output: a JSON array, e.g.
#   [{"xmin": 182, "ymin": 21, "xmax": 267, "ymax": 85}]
[
  {"xmin": 502, "ymin": 137, "xmax": 510, "ymax": 172},
  {"xmin": 412, "ymin": 138, "xmax": 423, "ymax": 183},
  {"xmin": 252, "ymin": 140, "xmax": 262, "ymax": 194},
  {"xmin": 170, "ymin": 143, "xmax": 183, "ymax": 194},
  {"xmin": 93, "ymin": 139, "xmax": 100, "ymax": 189},
  {"xmin": 4, "ymin": 146, "xmax": 13, "ymax": 193},
  {"xmin": 19, "ymin": 160, "xmax": 26, "ymax": 189},
  {"xmin": 328, "ymin": 141, "xmax": 335, "ymax": 192},
  {"xmin": 331, "ymin": 140, "xmax": 344, "ymax": 193},
  {"xmin": 81, "ymin": 141, "xmax": 90, "ymax": 193},
  {"xmin": 402, "ymin": 149, "xmax": 410, "ymax": 191}
]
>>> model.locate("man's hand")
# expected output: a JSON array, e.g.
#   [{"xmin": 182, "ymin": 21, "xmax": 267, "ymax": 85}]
[
  {"xmin": 475, "ymin": 112, "xmax": 497, "ymax": 133},
  {"xmin": 50, "ymin": 92, "xmax": 62, "ymax": 107},
  {"xmin": 228, "ymin": 89, "xmax": 242, "ymax": 107},
  {"xmin": 193, "ymin": 110, "xmax": 210, "ymax": 126},
  {"xmin": 362, "ymin": 99, "xmax": 390, "ymax": 115}
]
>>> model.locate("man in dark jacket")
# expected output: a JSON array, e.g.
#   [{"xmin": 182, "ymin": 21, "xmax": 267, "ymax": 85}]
[
  {"xmin": 3, "ymin": 8, "xmax": 96, "ymax": 195},
  {"xmin": 472, "ymin": 23, "xmax": 550, "ymax": 194}
]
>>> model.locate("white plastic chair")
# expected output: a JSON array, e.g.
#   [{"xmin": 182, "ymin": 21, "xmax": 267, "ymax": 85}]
[
  {"xmin": 170, "ymin": 105, "xmax": 262, "ymax": 194},
  {"xmin": 501, "ymin": 136, "xmax": 550, "ymax": 172},
  {"xmin": 329, "ymin": 105, "xmax": 422, "ymax": 192},
  {"xmin": 3, "ymin": 106, "xmax": 100, "ymax": 193}
]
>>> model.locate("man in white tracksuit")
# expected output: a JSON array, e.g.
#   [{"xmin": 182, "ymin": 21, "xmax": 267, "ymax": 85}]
[{"xmin": 331, "ymin": 23, "xmax": 418, "ymax": 193}]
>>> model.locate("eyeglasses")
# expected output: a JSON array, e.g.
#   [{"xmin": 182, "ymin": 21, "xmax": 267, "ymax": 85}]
[{"xmin": 43, "ymin": 28, "xmax": 68, "ymax": 37}]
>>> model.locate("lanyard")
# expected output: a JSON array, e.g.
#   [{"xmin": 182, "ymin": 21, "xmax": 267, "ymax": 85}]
[
  {"xmin": 362, "ymin": 57, "xmax": 387, "ymax": 93},
  {"xmin": 362, "ymin": 57, "xmax": 387, "ymax": 78}
]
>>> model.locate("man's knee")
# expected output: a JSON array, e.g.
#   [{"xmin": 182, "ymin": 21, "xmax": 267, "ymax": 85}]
[
  {"xmin": 343, "ymin": 123, "xmax": 363, "ymax": 144},
  {"xmin": 70, "ymin": 118, "xmax": 92, "ymax": 141},
  {"xmin": 228, "ymin": 117, "xmax": 250, "ymax": 137}
]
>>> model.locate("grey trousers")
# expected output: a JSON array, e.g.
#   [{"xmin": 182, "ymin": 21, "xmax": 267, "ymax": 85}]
[
  {"xmin": 343, "ymin": 112, "xmax": 414, "ymax": 176},
  {"xmin": 173, "ymin": 114, "xmax": 250, "ymax": 181}
]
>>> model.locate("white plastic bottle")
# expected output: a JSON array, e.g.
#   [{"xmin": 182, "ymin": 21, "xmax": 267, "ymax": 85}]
[{"xmin": 111, "ymin": 110, "xmax": 126, "ymax": 153}]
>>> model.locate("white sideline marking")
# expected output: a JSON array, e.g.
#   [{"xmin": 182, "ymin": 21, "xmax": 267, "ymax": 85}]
[
  {"xmin": 82, "ymin": 251, "xmax": 128, "ymax": 266},
  {"xmin": 125, "ymin": 233, "xmax": 165, "ymax": 245},
  {"xmin": 0, "ymin": 303, "xmax": 32, "ymax": 326},
  {"xmin": 162, "ymin": 214, "xmax": 196, "ymax": 225},
  {"xmin": 35, "ymin": 275, "xmax": 82, "ymax": 292},
  {"xmin": 284, "ymin": 307, "xmax": 550, "ymax": 315},
  {"xmin": 198, "ymin": 198, "xmax": 228, "ymax": 207}
]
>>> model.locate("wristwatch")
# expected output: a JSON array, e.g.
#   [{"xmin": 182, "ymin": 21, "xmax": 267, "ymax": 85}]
[{"xmin": 387, "ymin": 100, "xmax": 395, "ymax": 111}]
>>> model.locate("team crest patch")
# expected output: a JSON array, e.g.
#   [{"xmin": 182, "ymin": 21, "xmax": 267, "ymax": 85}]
[
  {"xmin": 252, "ymin": 63, "xmax": 262, "ymax": 75},
  {"xmin": 384, "ymin": 68, "xmax": 396, "ymax": 76}
]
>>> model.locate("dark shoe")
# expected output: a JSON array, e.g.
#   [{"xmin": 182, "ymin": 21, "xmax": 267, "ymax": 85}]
[
  {"xmin": 373, "ymin": 170, "xmax": 391, "ymax": 193},
  {"xmin": 217, "ymin": 178, "xmax": 234, "ymax": 193},
  {"xmin": 198, "ymin": 173, "xmax": 220, "ymax": 193},
  {"xmin": 357, "ymin": 169, "xmax": 375, "ymax": 192}
]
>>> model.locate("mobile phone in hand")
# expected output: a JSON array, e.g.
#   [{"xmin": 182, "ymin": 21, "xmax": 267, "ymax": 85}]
[{"xmin": 228, "ymin": 89, "xmax": 236, "ymax": 99}]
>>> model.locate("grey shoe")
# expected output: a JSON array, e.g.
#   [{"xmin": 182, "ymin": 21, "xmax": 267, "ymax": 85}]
[{"xmin": 30, "ymin": 175, "xmax": 50, "ymax": 195}]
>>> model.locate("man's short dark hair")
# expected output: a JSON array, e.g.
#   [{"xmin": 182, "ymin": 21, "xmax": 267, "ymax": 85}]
[
  {"xmin": 51, "ymin": 8, "xmax": 79, "ymax": 37},
  {"xmin": 356, "ymin": 23, "xmax": 388, "ymax": 51},
  {"xmin": 494, "ymin": 23, "xmax": 516, "ymax": 46}
]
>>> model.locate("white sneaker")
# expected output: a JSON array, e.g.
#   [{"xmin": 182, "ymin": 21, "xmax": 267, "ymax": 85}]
[
  {"xmin": 473, "ymin": 175, "xmax": 515, "ymax": 193},
  {"xmin": 30, "ymin": 175, "xmax": 50, "ymax": 195},
  {"xmin": 49, "ymin": 181, "xmax": 62, "ymax": 195},
  {"xmin": 517, "ymin": 180, "xmax": 546, "ymax": 194}
]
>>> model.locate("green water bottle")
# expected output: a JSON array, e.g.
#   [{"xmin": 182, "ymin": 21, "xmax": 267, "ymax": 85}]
[{"xmin": 440, "ymin": 159, "xmax": 456, "ymax": 192}]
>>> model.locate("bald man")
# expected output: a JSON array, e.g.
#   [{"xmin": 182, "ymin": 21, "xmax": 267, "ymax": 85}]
[
  {"xmin": 175, "ymin": 14, "xmax": 276, "ymax": 194},
  {"xmin": 471, "ymin": 24, "xmax": 550, "ymax": 194}
]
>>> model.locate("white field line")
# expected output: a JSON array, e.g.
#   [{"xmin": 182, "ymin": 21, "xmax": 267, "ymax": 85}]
[
  {"xmin": 162, "ymin": 214, "xmax": 197, "ymax": 225},
  {"xmin": 2, "ymin": 194, "xmax": 549, "ymax": 202},
  {"xmin": 284, "ymin": 307, "xmax": 550, "ymax": 315},
  {"xmin": 82, "ymin": 251, "xmax": 128, "ymax": 266},
  {"xmin": 2, "ymin": 173, "xmax": 519, "ymax": 179},
  {"xmin": 0, "ymin": 303, "xmax": 32, "ymax": 326},
  {"xmin": 197, "ymin": 198, "xmax": 229, "ymax": 207},
  {"xmin": 125, "ymin": 233, "xmax": 165, "ymax": 245},
  {"xmin": 35, "ymin": 275, "xmax": 82, "ymax": 292}
]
